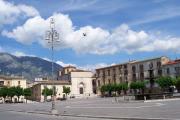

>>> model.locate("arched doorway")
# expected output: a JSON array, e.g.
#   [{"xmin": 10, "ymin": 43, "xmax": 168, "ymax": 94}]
[{"xmin": 79, "ymin": 82, "xmax": 84, "ymax": 94}]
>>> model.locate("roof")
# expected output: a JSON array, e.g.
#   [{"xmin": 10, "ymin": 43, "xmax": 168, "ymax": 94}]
[
  {"xmin": 130, "ymin": 56, "xmax": 168, "ymax": 64},
  {"xmin": 164, "ymin": 59, "xmax": 180, "ymax": 65},
  {"xmin": 96, "ymin": 56, "xmax": 168, "ymax": 70},
  {"xmin": 0, "ymin": 75, "xmax": 26, "ymax": 80},
  {"xmin": 34, "ymin": 80, "xmax": 71, "ymax": 86},
  {"xmin": 71, "ymin": 69, "xmax": 92, "ymax": 72},
  {"xmin": 63, "ymin": 65, "xmax": 76, "ymax": 68},
  {"xmin": 96, "ymin": 62, "xmax": 129, "ymax": 70}
]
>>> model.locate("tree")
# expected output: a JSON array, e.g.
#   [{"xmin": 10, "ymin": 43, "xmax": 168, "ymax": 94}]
[
  {"xmin": 63, "ymin": 86, "xmax": 71, "ymax": 98},
  {"xmin": 156, "ymin": 76, "xmax": 173, "ymax": 92},
  {"xmin": 42, "ymin": 87, "xmax": 53, "ymax": 101},
  {"xmin": 23, "ymin": 88, "xmax": 32, "ymax": 103},
  {"xmin": 8, "ymin": 87, "xmax": 16, "ymax": 102},
  {"xmin": 0, "ymin": 87, "xmax": 8, "ymax": 102},
  {"xmin": 14, "ymin": 86, "xmax": 23, "ymax": 102},
  {"xmin": 174, "ymin": 77, "xmax": 180, "ymax": 92},
  {"xmin": 130, "ymin": 81, "xmax": 145, "ymax": 94},
  {"xmin": 106, "ymin": 84, "xmax": 113, "ymax": 96},
  {"xmin": 100, "ymin": 85, "xmax": 107, "ymax": 96},
  {"xmin": 121, "ymin": 83, "xmax": 128, "ymax": 95}
]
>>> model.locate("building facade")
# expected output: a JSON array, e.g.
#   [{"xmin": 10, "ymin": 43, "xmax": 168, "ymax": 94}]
[
  {"xmin": 95, "ymin": 56, "xmax": 170, "ymax": 94},
  {"xmin": 0, "ymin": 75, "xmax": 27, "ymax": 88},
  {"xmin": 96, "ymin": 62, "xmax": 130, "ymax": 94},
  {"xmin": 58, "ymin": 66, "xmax": 95, "ymax": 98},
  {"xmin": 0, "ymin": 75, "xmax": 27, "ymax": 102},
  {"xmin": 162, "ymin": 59, "xmax": 180, "ymax": 78},
  {"xmin": 30, "ymin": 81, "xmax": 71, "ymax": 102}
]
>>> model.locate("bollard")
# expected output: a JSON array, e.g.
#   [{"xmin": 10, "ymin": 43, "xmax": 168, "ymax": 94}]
[
  {"xmin": 163, "ymin": 95, "xmax": 165, "ymax": 100},
  {"xmin": 144, "ymin": 96, "xmax": 146, "ymax": 101}
]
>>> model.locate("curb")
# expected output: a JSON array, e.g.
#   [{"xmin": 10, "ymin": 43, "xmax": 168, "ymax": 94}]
[{"xmin": 144, "ymin": 98, "xmax": 180, "ymax": 103}]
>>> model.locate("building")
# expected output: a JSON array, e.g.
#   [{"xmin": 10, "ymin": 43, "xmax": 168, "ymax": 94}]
[
  {"xmin": 162, "ymin": 59, "xmax": 180, "ymax": 78},
  {"xmin": 30, "ymin": 66, "xmax": 96, "ymax": 101},
  {"xmin": 129, "ymin": 56, "xmax": 169, "ymax": 82},
  {"xmin": 95, "ymin": 56, "xmax": 170, "ymax": 94},
  {"xmin": 30, "ymin": 80, "xmax": 71, "ymax": 102},
  {"xmin": 96, "ymin": 62, "xmax": 130, "ymax": 94},
  {"xmin": 0, "ymin": 75, "xmax": 27, "ymax": 88},
  {"xmin": 58, "ymin": 66, "xmax": 96, "ymax": 98},
  {"xmin": 0, "ymin": 75, "xmax": 27, "ymax": 102}
]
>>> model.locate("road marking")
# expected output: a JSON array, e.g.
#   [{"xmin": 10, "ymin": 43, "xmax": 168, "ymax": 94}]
[{"xmin": 65, "ymin": 103, "xmax": 164, "ymax": 109}]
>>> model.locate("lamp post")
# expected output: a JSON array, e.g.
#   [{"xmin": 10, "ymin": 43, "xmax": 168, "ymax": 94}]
[{"xmin": 45, "ymin": 18, "xmax": 59, "ymax": 115}]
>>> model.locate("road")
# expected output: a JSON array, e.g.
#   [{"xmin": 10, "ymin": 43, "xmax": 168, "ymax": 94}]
[{"xmin": 0, "ymin": 97, "xmax": 180, "ymax": 120}]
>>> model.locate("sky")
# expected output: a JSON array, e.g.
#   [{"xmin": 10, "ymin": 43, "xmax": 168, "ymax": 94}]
[{"xmin": 0, "ymin": 0, "xmax": 180, "ymax": 70}]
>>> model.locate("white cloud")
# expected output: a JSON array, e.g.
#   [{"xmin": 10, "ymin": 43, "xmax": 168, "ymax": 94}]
[
  {"xmin": 56, "ymin": 60, "xmax": 76, "ymax": 67},
  {"xmin": 12, "ymin": 51, "xmax": 36, "ymax": 57},
  {"xmin": 0, "ymin": 0, "xmax": 39, "ymax": 25},
  {"xmin": 56, "ymin": 60, "xmax": 112, "ymax": 71},
  {"xmin": 2, "ymin": 12, "xmax": 180, "ymax": 55}
]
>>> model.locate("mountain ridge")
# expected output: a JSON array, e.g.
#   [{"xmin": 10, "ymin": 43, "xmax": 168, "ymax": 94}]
[{"xmin": 0, "ymin": 52, "xmax": 63, "ymax": 81}]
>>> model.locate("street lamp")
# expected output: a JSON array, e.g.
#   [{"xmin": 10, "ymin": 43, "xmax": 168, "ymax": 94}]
[{"xmin": 45, "ymin": 18, "xmax": 59, "ymax": 115}]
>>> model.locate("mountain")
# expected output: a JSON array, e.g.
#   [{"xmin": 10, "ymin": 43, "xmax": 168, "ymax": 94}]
[{"xmin": 0, "ymin": 52, "xmax": 63, "ymax": 81}]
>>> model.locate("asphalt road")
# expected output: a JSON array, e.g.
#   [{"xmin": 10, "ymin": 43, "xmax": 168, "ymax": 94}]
[{"xmin": 0, "ymin": 97, "xmax": 180, "ymax": 120}]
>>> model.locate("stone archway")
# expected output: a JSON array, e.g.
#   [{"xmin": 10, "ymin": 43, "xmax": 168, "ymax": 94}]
[{"xmin": 79, "ymin": 82, "xmax": 84, "ymax": 94}]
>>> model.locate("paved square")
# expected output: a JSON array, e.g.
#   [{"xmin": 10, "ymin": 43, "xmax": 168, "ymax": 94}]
[{"xmin": 0, "ymin": 97, "xmax": 180, "ymax": 120}]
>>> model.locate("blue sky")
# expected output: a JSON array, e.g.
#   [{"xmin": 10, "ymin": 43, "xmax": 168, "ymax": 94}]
[{"xmin": 0, "ymin": 0, "xmax": 180, "ymax": 69}]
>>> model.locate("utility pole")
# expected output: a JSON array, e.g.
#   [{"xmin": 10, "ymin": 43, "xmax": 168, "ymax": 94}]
[{"xmin": 45, "ymin": 18, "xmax": 59, "ymax": 115}]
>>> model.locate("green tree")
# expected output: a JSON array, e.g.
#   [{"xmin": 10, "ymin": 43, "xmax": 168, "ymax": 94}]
[
  {"xmin": 106, "ymin": 84, "xmax": 113, "ymax": 96},
  {"xmin": 116, "ymin": 84, "xmax": 122, "ymax": 95},
  {"xmin": 100, "ymin": 85, "xmax": 107, "ymax": 96},
  {"xmin": 23, "ymin": 88, "xmax": 32, "ymax": 103},
  {"xmin": 156, "ymin": 76, "xmax": 173, "ymax": 92},
  {"xmin": 0, "ymin": 87, "xmax": 8, "ymax": 102},
  {"xmin": 63, "ymin": 86, "xmax": 71, "ymax": 98},
  {"xmin": 174, "ymin": 77, "xmax": 180, "ymax": 92},
  {"xmin": 8, "ymin": 87, "xmax": 16, "ymax": 102},
  {"xmin": 14, "ymin": 86, "xmax": 23, "ymax": 102},
  {"xmin": 130, "ymin": 81, "xmax": 145, "ymax": 94},
  {"xmin": 42, "ymin": 87, "xmax": 53, "ymax": 101},
  {"xmin": 121, "ymin": 83, "xmax": 128, "ymax": 95}
]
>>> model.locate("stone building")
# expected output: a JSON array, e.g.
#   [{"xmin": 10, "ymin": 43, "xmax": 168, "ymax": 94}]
[
  {"xmin": 58, "ymin": 66, "xmax": 96, "ymax": 98},
  {"xmin": 30, "ymin": 80, "xmax": 71, "ymax": 102},
  {"xmin": 95, "ymin": 56, "xmax": 170, "ymax": 94},
  {"xmin": 96, "ymin": 62, "xmax": 130, "ymax": 91},
  {"xmin": 162, "ymin": 59, "xmax": 180, "ymax": 78},
  {"xmin": 0, "ymin": 75, "xmax": 27, "ymax": 102}
]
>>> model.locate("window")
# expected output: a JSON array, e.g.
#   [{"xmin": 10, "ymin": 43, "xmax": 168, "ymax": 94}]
[
  {"xmin": 119, "ymin": 77, "xmax": 122, "ymax": 83},
  {"xmin": 132, "ymin": 66, "xmax": 136, "ymax": 72},
  {"xmin": 113, "ymin": 75, "xmax": 116, "ymax": 84},
  {"xmin": 18, "ymin": 81, "xmax": 21, "ymax": 85},
  {"xmin": 157, "ymin": 61, "xmax": 161, "ymax": 68},
  {"xmin": 98, "ymin": 80, "xmax": 100, "ymax": 87},
  {"xmin": 158, "ymin": 69, "xmax": 162, "ymax": 76},
  {"xmin": 167, "ymin": 68, "xmax": 170, "ymax": 74},
  {"xmin": 108, "ymin": 79, "xmax": 111, "ymax": 84},
  {"xmin": 113, "ymin": 68, "xmax": 116, "ymax": 73},
  {"xmin": 103, "ymin": 70, "xmax": 105, "ymax": 77},
  {"xmin": 124, "ymin": 64, "xmax": 127, "ymax": 69},
  {"xmin": 79, "ymin": 88, "xmax": 84, "ymax": 94},
  {"xmin": 108, "ymin": 69, "xmax": 110, "ymax": 76},
  {"xmin": 139, "ymin": 64, "xmax": 144, "ymax": 72},
  {"xmin": 96, "ymin": 70, "xmax": 100, "ymax": 77},
  {"xmin": 149, "ymin": 62, "xmax": 153, "ymax": 69}
]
